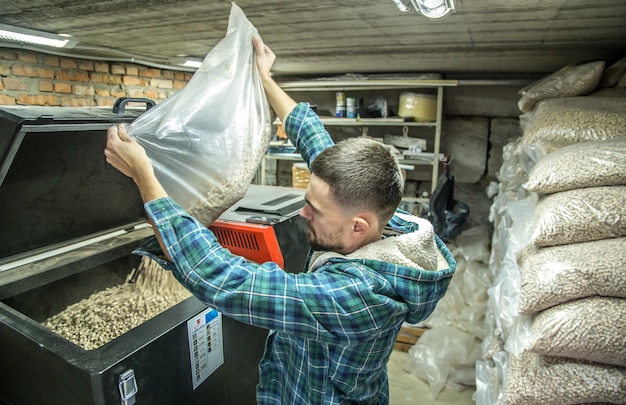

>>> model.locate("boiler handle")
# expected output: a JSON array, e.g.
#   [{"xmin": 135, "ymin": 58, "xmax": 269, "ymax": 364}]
[{"xmin": 113, "ymin": 97, "xmax": 156, "ymax": 115}]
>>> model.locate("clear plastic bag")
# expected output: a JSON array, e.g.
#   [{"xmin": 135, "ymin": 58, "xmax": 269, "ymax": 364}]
[
  {"xmin": 517, "ymin": 61, "xmax": 604, "ymax": 113},
  {"xmin": 530, "ymin": 185, "xmax": 626, "ymax": 247},
  {"xmin": 520, "ymin": 96, "xmax": 626, "ymax": 149},
  {"xmin": 128, "ymin": 3, "xmax": 271, "ymax": 225},
  {"xmin": 525, "ymin": 296, "xmax": 626, "ymax": 367},
  {"xmin": 405, "ymin": 325, "xmax": 481, "ymax": 398},
  {"xmin": 517, "ymin": 238, "xmax": 626, "ymax": 314},
  {"xmin": 474, "ymin": 351, "xmax": 507, "ymax": 405},
  {"xmin": 524, "ymin": 138, "xmax": 626, "ymax": 194}
]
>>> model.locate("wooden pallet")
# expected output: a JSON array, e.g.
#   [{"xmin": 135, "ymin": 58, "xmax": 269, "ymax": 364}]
[{"xmin": 394, "ymin": 326, "xmax": 426, "ymax": 352}]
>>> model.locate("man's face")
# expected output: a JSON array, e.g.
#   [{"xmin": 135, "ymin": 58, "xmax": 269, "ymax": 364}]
[{"xmin": 300, "ymin": 175, "xmax": 351, "ymax": 253}]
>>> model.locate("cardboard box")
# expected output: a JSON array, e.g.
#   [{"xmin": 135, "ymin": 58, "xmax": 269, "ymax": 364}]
[{"xmin": 291, "ymin": 162, "xmax": 311, "ymax": 189}]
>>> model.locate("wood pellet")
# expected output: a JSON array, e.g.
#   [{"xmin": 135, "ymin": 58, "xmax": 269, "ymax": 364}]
[
  {"xmin": 530, "ymin": 185, "xmax": 626, "ymax": 247},
  {"xmin": 504, "ymin": 351, "xmax": 626, "ymax": 405},
  {"xmin": 526, "ymin": 296, "xmax": 626, "ymax": 367},
  {"xmin": 187, "ymin": 129, "xmax": 268, "ymax": 226},
  {"xmin": 524, "ymin": 138, "xmax": 626, "ymax": 194},
  {"xmin": 517, "ymin": 237, "xmax": 626, "ymax": 314},
  {"xmin": 43, "ymin": 257, "xmax": 191, "ymax": 350},
  {"xmin": 521, "ymin": 96, "xmax": 626, "ymax": 147}
]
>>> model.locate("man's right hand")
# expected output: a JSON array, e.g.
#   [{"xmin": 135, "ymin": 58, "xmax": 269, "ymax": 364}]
[
  {"xmin": 253, "ymin": 35, "xmax": 275, "ymax": 80},
  {"xmin": 252, "ymin": 36, "xmax": 297, "ymax": 124}
]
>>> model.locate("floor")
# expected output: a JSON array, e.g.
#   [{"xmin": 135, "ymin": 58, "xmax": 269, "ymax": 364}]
[{"xmin": 387, "ymin": 350, "xmax": 476, "ymax": 404}]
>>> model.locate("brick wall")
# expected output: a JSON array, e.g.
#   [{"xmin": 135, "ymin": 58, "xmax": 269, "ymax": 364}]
[{"xmin": 0, "ymin": 48, "xmax": 192, "ymax": 107}]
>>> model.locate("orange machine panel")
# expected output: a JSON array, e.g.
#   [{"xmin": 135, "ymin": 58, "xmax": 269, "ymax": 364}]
[{"xmin": 209, "ymin": 219, "xmax": 285, "ymax": 269}]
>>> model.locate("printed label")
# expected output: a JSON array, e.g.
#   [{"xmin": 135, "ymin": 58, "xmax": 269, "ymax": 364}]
[{"xmin": 187, "ymin": 307, "xmax": 224, "ymax": 389}]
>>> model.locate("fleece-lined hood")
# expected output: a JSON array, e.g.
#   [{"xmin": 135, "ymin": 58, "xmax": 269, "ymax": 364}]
[
  {"xmin": 351, "ymin": 213, "xmax": 451, "ymax": 271},
  {"xmin": 308, "ymin": 211, "xmax": 456, "ymax": 324}
]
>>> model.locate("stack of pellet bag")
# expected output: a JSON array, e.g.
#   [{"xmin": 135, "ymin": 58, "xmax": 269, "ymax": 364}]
[
  {"xmin": 473, "ymin": 61, "xmax": 626, "ymax": 405},
  {"xmin": 503, "ymin": 96, "xmax": 626, "ymax": 404}
]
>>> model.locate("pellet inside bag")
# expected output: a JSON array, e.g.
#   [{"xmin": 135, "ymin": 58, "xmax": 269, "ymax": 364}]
[
  {"xmin": 517, "ymin": 61, "xmax": 604, "ymax": 113},
  {"xmin": 517, "ymin": 238, "xmax": 626, "ymax": 314},
  {"xmin": 530, "ymin": 185, "xmax": 626, "ymax": 247},
  {"xmin": 520, "ymin": 96, "xmax": 626, "ymax": 151},
  {"xmin": 503, "ymin": 351, "xmax": 626, "ymax": 405},
  {"xmin": 600, "ymin": 56, "xmax": 626, "ymax": 88},
  {"xmin": 525, "ymin": 296, "xmax": 626, "ymax": 367},
  {"xmin": 127, "ymin": 3, "xmax": 271, "ymax": 225},
  {"xmin": 524, "ymin": 138, "xmax": 626, "ymax": 194}
]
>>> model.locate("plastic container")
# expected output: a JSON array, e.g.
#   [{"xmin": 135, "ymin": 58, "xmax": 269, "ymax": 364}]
[
  {"xmin": 398, "ymin": 92, "xmax": 437, "ymax": 122},
  {"xmin": 346, "ymin": 97, "xmax": 357, "ymax": 118},
  {"xmin": 335, "ymin": 92, "xmax": 346, "ymax": 118},
  {"xmin": 291, "ymin": 162, "xmax": 311, "ymax": 189}
]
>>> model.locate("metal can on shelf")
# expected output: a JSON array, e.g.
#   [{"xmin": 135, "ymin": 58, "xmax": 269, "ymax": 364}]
[
  {"xmin": 346, "ymin": 96, "xmax": 356, "ymax": 118},
  {"xmin": 335, "ymin": 91, "xmax": 346, "ymax": 118}
]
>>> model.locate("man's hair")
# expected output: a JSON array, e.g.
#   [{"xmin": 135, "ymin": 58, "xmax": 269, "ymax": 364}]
[{"xmin": 310, "ymin": 137, "xmax": 404, "ymax": 228}]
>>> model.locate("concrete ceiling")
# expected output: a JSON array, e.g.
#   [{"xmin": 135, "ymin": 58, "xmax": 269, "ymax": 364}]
[{"xmin": 1, "ymin": 0, "xmax": 625, "ymax": 79}]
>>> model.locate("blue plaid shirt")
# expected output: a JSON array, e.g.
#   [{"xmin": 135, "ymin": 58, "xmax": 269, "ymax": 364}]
[{"xmin": 136, "ymin": 102, "xmax": 455, "ymax": 404}]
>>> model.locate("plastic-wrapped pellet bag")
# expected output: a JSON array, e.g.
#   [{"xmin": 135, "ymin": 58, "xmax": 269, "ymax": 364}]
[
  {"xmin": 525, "ymin": 296, "xmax": 626, "ymax": 367},
  {"xmin": 128, "ymin": 3, "xmax": 271, "ymax": 225},
  {"xmin": 530, "ymin": 185, "xmax": 626, "ymax": 247},
  {"xmin": 503, "ymin": 351, "xmax": 626, "ymax": 405},
  {"xmin": 517, "ymin": 238, "xmax": 626, "ymax": 314},
  {"xmin": 517, "ymin": 61, "xmax": 604, "ymax": 113},
  {"xmin": 600, "ymin": 56, "xmax": 626, "ymax": 87},
  {"xmin": 520, "ymin": 96, "xmax": 626, "ymax": 153},
  {"xmin": 524, "ymin": 138, "xmax": 626, "ymax": 194}
]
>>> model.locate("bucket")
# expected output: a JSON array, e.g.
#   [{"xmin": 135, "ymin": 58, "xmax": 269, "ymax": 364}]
[{"xmin": 398, "ymin": 92, "xmax": 437, "ymax": 122}]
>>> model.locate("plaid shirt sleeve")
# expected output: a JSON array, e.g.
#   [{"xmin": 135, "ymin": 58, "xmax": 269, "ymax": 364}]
[
  {"xmin": 283, "ymin": 102, "xmax": 335, "ymax": 166},
  {"xmin": 133, "ymin": 103, "xmax": 419, "ymax": 345},
  {"xmin": 138, "ymin": 197, "xmax": 407, "ymax": 345}
]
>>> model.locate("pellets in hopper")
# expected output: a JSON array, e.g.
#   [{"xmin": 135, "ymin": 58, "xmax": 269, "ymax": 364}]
[{"xmin": 43, "ymin": 256, "xmax": 191, "ymax": 350}]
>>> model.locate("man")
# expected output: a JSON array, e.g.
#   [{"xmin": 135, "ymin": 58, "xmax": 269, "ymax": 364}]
[{"xmin": 104, "ymin": 36, "xmax": 455, "ymax": 404}]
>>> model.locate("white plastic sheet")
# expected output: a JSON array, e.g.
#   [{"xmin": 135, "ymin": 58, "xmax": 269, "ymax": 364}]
[{"xmin": 405, "ymin": 226, "xmax": 493, "ymax": 398}]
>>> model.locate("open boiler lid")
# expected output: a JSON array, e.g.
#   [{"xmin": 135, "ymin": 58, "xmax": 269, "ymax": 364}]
[{"xmin": 0, "ymin": 100, "xmax": 153, "ymax": 265}]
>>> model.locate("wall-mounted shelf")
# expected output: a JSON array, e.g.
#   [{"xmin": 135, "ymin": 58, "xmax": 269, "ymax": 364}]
[
  {"xmin": 277, "ymin": 79, "xmax": 458, "ymax": 91},
  {"xmin": 260, "ymin": 78, "xmax": 458, "ymax": 195},
  {"xmin": 274, "ymin": 117, "xmax": 437, "ymax": 127}
]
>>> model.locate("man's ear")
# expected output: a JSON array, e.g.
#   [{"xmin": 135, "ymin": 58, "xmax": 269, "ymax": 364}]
[{"xmin": 351, "ymin": 215, "xmax": 373, "ymax": 238}]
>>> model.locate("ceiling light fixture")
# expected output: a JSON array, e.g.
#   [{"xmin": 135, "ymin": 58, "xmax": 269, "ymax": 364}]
[
  {"xmin": 0, "ymin": 23, "xmax": 78, "ymax": 48},
  {"xmin": 393, "ymin": 0, "xmax": 455, "ymax": 19},
  {"xmin": 410, "ymin": 0, "xmax": 455, "ymax": 19},
  {"xmin": 181, "ymin": 59, "xmax": 203, "ymax": 68},
  {"xmin": 392, "ymin": 0, "xmax": 411, "ymax": 12}
]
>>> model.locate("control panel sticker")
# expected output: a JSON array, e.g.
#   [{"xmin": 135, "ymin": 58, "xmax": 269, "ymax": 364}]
[{"xmin": 187, "ymin": 308, "xmax": 224, "ymax": 389}]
